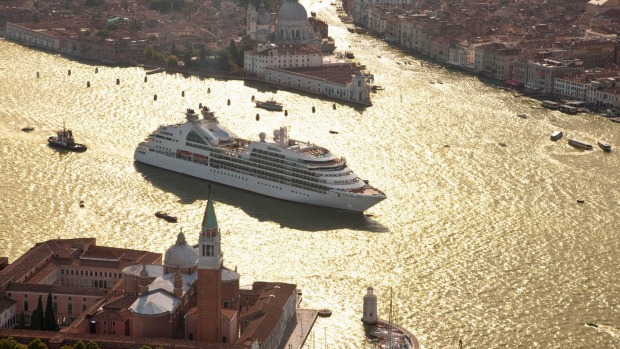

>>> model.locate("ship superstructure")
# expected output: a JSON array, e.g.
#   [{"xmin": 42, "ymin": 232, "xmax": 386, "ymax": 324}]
[{"xmin": 134, "ymin": 107, "xmax": 385, "ymax": 212}]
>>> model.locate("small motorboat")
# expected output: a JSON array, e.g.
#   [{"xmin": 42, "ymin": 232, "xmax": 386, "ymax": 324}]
[
  {"xmin": 329, "ymin": 130, "xmax": 339, "ymax": 134},
  {"xmin": 155, "ymin": 211, "xmax": 178, "ymax": 223},
  {"xmin": 255, "ymin": 98, "xmax": 284, "ymax": 111},
  {"xmin": 568, "ymin": 138, "xmax": 593, "ymax": 150},
  {"xmin": 317, "ymin": 309, "xmax": 332, "ymax": 317},
  {"xmin": 587, "ymin": 322, "xmax": 598, "ymax": 328},
  {"xmin": 517, "ymin": 114, "xmax": 527, "ymax": 119},
  {"xmin": 550, "ymin": 130, "xmax": 563, "ymax": 141},
  {"xmin": 597, "ymin": 140, "xmax": 611, "ymax": 152},
  {"xmin": 21, "ymin": 127, "xmax": 35, "ymax": 132},
  {"xmin": 47, "ymin": 125, "xmax": 87, "ymax": 152}
]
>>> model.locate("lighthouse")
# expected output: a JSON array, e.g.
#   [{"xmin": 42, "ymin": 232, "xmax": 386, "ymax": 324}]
[{"xmin": 362, "ymin": 286, "xmax": 378, "ymax": 324}]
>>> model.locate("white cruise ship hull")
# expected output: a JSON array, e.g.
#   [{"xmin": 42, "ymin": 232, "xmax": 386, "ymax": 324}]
[{"xmin": 134, "ymin": 147, "xmax": 384, "ymax": 212}]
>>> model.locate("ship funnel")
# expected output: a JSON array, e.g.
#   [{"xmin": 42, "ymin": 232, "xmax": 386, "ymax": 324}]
[{"xmin": 279, "ymin": 127, "xmax": 288, "ymax": 148}]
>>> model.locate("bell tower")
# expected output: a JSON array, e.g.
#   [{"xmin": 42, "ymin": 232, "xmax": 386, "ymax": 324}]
[{"xmin": 196, "ymin": 189, "xmax": 223, "ymax": 342}]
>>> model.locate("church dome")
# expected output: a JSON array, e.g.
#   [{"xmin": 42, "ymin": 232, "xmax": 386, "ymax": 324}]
[
  {"xmin": 258, "ymin": 8, "xmax": 272, "ymax": 25},
  {"xmin": 277, "ymin": 0, "xmax": 308, "ymax": 22},
  {"xmin": 164, "ymin": 232, "xmax": 198, "ymax": 269}
]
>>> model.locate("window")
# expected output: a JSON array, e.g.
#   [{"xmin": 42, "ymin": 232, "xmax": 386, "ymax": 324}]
[
  {"xmin": 68, "ymin": 303, "xmax": 72, "ymax": 314},
  {"xmin": 24, "ymin": 300, "xmax": 28, "ymax": 312}
]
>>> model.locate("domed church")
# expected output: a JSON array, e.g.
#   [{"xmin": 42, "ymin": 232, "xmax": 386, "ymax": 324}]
[
  {"xmin": 274, "ymin": 0, "xmax": 317, "ymax": 45},
  {"xmin": 244, "ymin": 0, "xmax": 372, "ymax": 105},
  {"xmin": 82, "ymin": 190, "xmax": 302, "ymax": 349}
]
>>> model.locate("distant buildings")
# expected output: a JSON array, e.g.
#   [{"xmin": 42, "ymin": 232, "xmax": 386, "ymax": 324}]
[
  {"xmin": 0, "ymin": 192, "xmax": 314, "ymax": 349},
  {"xmin": 244, "ymin": 0, "xmax": 372, "ymax": 105}
]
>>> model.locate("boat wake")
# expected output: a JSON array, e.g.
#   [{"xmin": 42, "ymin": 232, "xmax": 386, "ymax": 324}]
[{"xmin": 586, "ymin": 323, "xmax": 620, "ymax": 340}]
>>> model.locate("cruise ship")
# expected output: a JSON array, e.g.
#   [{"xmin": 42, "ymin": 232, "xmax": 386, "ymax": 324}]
[{"xmin": 134, "ymin": 107, "xmax": 386, "ymax": 212}]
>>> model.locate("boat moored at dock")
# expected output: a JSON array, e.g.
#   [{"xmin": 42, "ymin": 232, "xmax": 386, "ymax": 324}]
[
  {"xmin": 541, "ymin": 100, "xmax": 558, "ymax": 109},
  {"xmin": 134, "ymin": 107, "xmax": 386, "ymax": 212}
]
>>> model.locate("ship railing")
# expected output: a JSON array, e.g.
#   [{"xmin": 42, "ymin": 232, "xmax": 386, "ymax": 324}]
[{"xmin": 212, "ymin": 159, "xmax": 328, "ymax": 193}]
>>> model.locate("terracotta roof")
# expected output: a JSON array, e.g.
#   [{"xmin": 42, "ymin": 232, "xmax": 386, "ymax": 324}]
[
  {"xmin": 221, "ymin": 309, "xmax": 238, "ymax": 320},
  {"xmin": 103, "ymin": 295, "xmax": 140, "ymax": 310},
  {"xmin": 0, "ymin": 297, "xmax": 16, "ymax": 313},
  {"xmin": 277, "ymin": 63, "xmax": 363, "ymax": 85},
  {"xmin": 237, "ymin": 282, "xmax": 296, "ymax": 345}
]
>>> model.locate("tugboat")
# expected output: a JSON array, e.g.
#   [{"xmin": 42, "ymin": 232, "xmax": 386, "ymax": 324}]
[
  {"xmin": 155, "ymin": 211, "xmax": 178, "ymax": 223},
  {"xmin": 255, "ymin": 98, "xmax": 284, "ymax": 111},
  {"xmin": 47, "ymin": 125, "xmax": 87, "ymax": 152}
]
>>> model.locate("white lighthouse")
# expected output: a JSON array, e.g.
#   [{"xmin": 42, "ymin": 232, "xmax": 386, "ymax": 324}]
[{"xmin": 362, "ymin": 286, "xmax": 378, "ymax": 324}]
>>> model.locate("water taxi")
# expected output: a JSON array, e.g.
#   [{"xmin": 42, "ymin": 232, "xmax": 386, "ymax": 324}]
[
  {"xmin": 155, "ymin": 211, "xmax": 178, "ymax": 223},
  {"xmin": 255, "ymin": 99, "xmax": 284, "ymax": 111},
  {"xmin": 558, "ymin": 105, "xmax": 578, "ymax": 114},
  {"xmin": 597, "ymin": 140, "xmax": 611, "ymax": 152},
  {"xmin": 541, "ymin": 100, "xmax": 559, "ymax": 109},
  {"xmin": 550, "ymin": 131, "xmax": 563, "ymax": 141},
  {"xmin": 568, "ymin": 138, "xmax": 593, "ymax": 150}
]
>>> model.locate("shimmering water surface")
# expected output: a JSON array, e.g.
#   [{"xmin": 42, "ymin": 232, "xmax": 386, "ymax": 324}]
[{"xmin": 2, "ymin": 2, "xmax": 620, "ymax": 348}]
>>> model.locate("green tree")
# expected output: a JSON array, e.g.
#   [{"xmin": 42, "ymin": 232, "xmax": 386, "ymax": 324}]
[
  {"xmin": 36, "ymin": 295, "xmax": 44, "ymax": 330},
  {"xmin": 59, "ymin": 346, "xmax": 73, "ymax": 349},
  {"xmin": 0, "ymin": 337, "xmax": 19, "ymax": 349},
  {"xmin": 215, "ymin": 49, "xmax": 231, "ymax": 71},
  {"xmin": 26, "ymin": 339, "xmax": 47, "ymax": 349},
  {"xmin": 30, "ymin": 310, "xmax": 40, "ymax": 330},
  {"xmin": 139, "ymin": 346, "xmax": 152, "ymax": 349},
  {"xmin": 96, "ymin": 29, "xmax": 109, "ymax": 38},
  {"xmin": 84, "ymin": 341, "xmax": 99, "ymax": 349},
  {"xmin": 18, "ymin": 312, "xmax": 25, "ymax": 329},
  {"xmin": 144, "ymin": 44, "xmax": 155, "ymax": 59},
  {"xmin": 183, "ymin": 52, "xmax": 193, "ymax": 68},
  {"xmin": 166, "ymin": 55, "xmax": 179, "ymax": 67},
  {"xmin": 72, "ymin": 341, "xmax": 86, "ymax": 349},
  {"xmin": 44, "ymin": 293, "xmax": 57, "ymax": 331}
]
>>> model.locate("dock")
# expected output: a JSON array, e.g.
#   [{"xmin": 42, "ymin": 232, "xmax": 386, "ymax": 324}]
[{"xmin": 277, "ymin": 309, "xmax": 318, "ymax": 349}]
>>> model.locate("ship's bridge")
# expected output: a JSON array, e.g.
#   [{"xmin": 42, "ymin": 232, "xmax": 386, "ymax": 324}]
[{"xmin": 193, "ymin": 120, "xmax": 237, "ymax": 146}]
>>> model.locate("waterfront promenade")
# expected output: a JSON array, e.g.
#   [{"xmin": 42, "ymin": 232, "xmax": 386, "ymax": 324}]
[{"xmin": 278, "ymin": 309, "xmax": 318, "ymax": 349}]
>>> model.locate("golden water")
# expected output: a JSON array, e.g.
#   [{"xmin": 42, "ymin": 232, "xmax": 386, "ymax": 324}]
[{"xmin": 1, "ymin": 2, "xmax": 620, "ymax": 348}]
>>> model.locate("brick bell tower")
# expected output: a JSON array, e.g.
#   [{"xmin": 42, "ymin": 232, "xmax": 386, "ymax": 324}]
[{"xmin": 196, "ymin": 188, "xmax": 223, "ymax": 342}]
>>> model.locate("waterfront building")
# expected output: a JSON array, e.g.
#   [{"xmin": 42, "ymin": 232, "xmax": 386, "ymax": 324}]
[
  {"xmin": 516, "ymin": 58, "xmax": 585, "ymax": 95},
  {"xmin": 5, "ymin": 23, "xmax": 60, "ymax": 51},
  {"xmin": 0, "ymin": 193, "xmax": 313, "ymax": 349},
  {"xmin": 244, "ymin": 0, "xmax": 372, "ymax": 105},
  {"xmin": 553, "ymin": 75, "xmax": 590, "ymax": 101},
  {"xmin": 473, "ymin": 43, "xmax": 521, "ymax": 81}
]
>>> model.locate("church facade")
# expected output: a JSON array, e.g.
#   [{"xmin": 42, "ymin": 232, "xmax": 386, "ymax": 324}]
[{"xmin": 244, "ymin": 0, "xmax": 373, "ymax": 105}]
